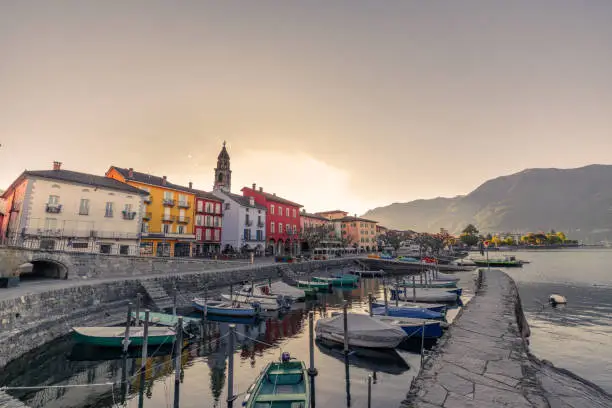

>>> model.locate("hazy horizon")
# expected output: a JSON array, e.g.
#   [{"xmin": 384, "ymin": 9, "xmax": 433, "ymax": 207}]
[{"xmin": 2, "ymin": 1, "xmax": 612, "ymax": 215}]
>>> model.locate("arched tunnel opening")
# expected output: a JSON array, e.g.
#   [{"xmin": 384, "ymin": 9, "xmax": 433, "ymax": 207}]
[{"xmin": 20, "ymin": 260, "xmax": 69, "ymax": 280}]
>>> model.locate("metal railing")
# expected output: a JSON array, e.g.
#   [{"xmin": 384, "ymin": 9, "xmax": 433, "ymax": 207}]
[
  {"xmin": 142, "ymin": 212, "xmax": 152, "ymax": 220},
  {"xmin": 177, "ymin": 216, "xmax": 190, "ymax": 224},
  {"xmin": 162, "ymin": 199, "xmax": 176, "ymax": 207},
  {"xmin": 162, "ymin": 215, "xmax": 176, "ymax": 222},
  {"xmin": 245, "ymin": 220, "xmax": 253, "ymax": 226},
  {"xmin": 122, "ymin": 211, "xmax": 137, "ymax": 220},
  {"xmin": 45, "ymin": 204, "xmax": 62, "ymax": 213},
  {"xmin": 177, "ymin": 201, "xmax": 190, "ymax": 209}
]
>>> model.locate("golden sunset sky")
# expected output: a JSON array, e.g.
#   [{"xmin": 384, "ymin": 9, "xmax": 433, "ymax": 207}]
[{"xmin": 2, "ymin": 1, "xmax": 612, "ymax": 215}]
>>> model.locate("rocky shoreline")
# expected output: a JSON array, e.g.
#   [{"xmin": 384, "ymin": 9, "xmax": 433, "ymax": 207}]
[{"xmin": 401, "ymin": 268, "xmax": 612, "ymax": 408}]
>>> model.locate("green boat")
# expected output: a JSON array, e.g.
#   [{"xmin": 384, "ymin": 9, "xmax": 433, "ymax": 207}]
[
  {"xmin": 130, "ymin": 311, "xmax": 200, "ymax": 328},
  {"xmin": 72, "ymin": 326, "xmax": 176, "ymax": 348},
  {"xmin": 311, "ymin": 275, "xmax": 358, "ymax": 286},
  {"xmin": 296, "ymin": 280, "xmax": 332, "ymax": 291},
  {"xmin": 243, "ymin": 357, "xmax": 310, "ymax": 408}
]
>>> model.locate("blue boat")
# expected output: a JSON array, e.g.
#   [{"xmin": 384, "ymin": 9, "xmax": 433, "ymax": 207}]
[
  {"xmin": 372, "ymin": 316, "xmax": 443, "ymax": 339},
  {"xmin": 371, "ymin": 306, "xmax": 443, "ymax": 320},
  {"xmin": 193, "ymin": 298, "xmax": 259, "ymax": 317},
  {"xmin": 372, "ymin": 301, "xmax": 446, "ymax": 313}
]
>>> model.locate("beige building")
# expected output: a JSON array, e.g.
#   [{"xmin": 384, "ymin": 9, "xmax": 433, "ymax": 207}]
[{"xmin": 1, "ymin": 162, "xmax": 147, "ymax": 255}]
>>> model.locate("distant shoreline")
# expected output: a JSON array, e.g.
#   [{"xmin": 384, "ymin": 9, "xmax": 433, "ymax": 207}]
[{"xmin": 468, "ymin": 244, "xmax": 610, "ymax": 252}]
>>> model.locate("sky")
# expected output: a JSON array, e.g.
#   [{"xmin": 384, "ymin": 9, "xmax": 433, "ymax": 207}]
[{"xmin": 2, "ymin": 1, "xmax": 612, "ymax": 215}]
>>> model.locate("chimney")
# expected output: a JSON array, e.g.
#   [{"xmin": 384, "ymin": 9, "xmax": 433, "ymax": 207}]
[
  {"xmin": 252, "ymin": 183, "xmax": 256, "ymax": 190},
  {"xmin": 52, "ymin": 161, "xmax": 62, "ymax": 171},
  {"xmin": 162, "ymin": 176, "xmax": 167, "ymax": 185},
  {"xmin": 273, "ymin": 193, "xmax": 276, "ymax": 196},
  {"xmin": 189, "ymin": 181, "xmax": 193, "ymax": 189},
  {"xmin": 128, "ymin": 167, "xmax": 134, "ymax": 178},
  {"xmin": 259, "ymin": 187, "xmax": 263, "ymax": 192}
]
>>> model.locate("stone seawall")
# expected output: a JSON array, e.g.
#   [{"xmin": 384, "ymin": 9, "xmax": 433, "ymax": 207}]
[
  {"xmin": 402, "ymin": 269, "xmax": 612, "ymax": 408},
  {"xmin": 0, "ymin": 258, "xmax": 351, "ymax": 369}
]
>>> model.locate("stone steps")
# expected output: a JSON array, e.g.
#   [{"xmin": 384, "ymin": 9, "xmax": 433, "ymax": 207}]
[
  {"xmin": 0, "ymin": 391, "xmax": 31, "ymax": 407},
  {"xmin": 140, "ymin": 280, "xmax": 174, "ymax": 311}
]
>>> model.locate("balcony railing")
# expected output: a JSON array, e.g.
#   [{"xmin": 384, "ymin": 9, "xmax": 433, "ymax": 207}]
[
  {"xmin": 161, "ymin": 215, "xmax": 176, "ymax": 222},
  {"xmin": 257, "ymin": 222, "xmax": 264, "ymax": 228},
  {"xmin": 245, "ymin": 220, "xmax": 253, "ymax": 226},
  {"xmin": 45, "ymin": 204, "xmax": 62, "ymax": 214},
  {"xmin": 144, "ymin": 196, "xmax": 152, "ymax": 204},
  {"xmin": 122, "ymin": 211, "xmax": 137, "ymax": 220},
  {"xmin": 177, "ymin": 216, "xmax": 190, "ymax": 224},
  {"xmin": 177, "ymin": 201, "xmax": 190, "ymax": 209},
  {"xmin": 163, "ymin": 199, "xmax": 176, "ymax": 207},
  {"xmin": 142, "ymin": 212, "xmax": 152, "ymax": 220}
]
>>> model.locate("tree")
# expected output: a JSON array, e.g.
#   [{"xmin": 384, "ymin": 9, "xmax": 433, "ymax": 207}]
[
  {"xmin": 503, "ymin": 236, "xmax": 515, "ymax": 246},
  {"xmin": 491, "ymin": 235, "xmax": 502, "ymax": 247},
  {"xmin": 299, "ymin": 224, "xmax": 334, "ymax": 253},
  {"xmin": 462, "ymin": 224, "xmax": 479, "ymax": 235},
  {"xmin": 380, "ymin": 233, "xmax": 402, "ymax": 251},
  {"xmin": 460, "ymin": 234, "xmax": 479, "ymax": 247},
  {"xmin": 556, "ymin": 231, "xmax": 566, "ymax": 242}
]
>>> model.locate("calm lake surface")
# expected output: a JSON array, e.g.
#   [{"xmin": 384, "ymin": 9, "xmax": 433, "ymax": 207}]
[
  {"xmin": 494, "ymin": 249, "xmax": 612, "ymax": 393},
  {"xmin": 0, "ymin": 271, "xmax": 475, "ymax": 408}
]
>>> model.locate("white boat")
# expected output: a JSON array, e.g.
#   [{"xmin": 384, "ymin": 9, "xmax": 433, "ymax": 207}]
[
  {"xmin": 390, "ymin": 288, "xmax": 458, "ymax": 303},
  {"xmin": 220, "ymin": 294, "xmax": 281, "ymax": 311},
  {"xmin": 427, "ymin": 271, "xmax": 460, "ymax": 282},
  {"xmin": 255, "ymin": 281, "xmax": 306, "ymax": 301},
  {"xmin": 315, "ymin": 313, "xmax": 406, "ymax": 349}
]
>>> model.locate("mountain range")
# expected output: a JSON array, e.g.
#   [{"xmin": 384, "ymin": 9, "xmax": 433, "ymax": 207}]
[{"xmin": 363, "ymin": 165, "xmax": 612, "ymax": 242}]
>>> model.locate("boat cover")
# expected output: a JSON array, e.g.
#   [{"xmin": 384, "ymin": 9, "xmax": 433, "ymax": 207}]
[
  {"xmin": 260, "ymin": 281, "xmax": 306, "ymax": 300},
  {"xmin": 316, "ymin": 313, "xmax": 406, "ymax": 343}
]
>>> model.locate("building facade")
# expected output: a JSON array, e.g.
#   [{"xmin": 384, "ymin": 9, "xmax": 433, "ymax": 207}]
[
  {"xmin": 106, "ymin": 167, "xmax": 197, "ymax": 257},
  {"xmin": 212, "ymin": 190, "xmax": 266, "ymax": 254},
  {"xmin": 1, "ymin": 162, "xmax": 147, "ymax": 254},
  {"xmin": 241, "ymin": 183, "xmax": 302, "ymax": 255},
  {"xmin": 193, "ymin": 190, "xmax": 224, "ymax": 255},
  {"xmin": 336, "ymin": 216, "xmax": 378, "ymax": 251}
]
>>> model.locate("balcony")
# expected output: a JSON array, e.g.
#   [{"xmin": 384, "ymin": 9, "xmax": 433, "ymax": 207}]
[
  {"xmin": 177, "ymin": 201, "xmax": 190, "ymax": 209},
  {"xmin": 46, "ymin": 204, "xmax": 62, "ymax": 214},
  {"xmin": 161, "ymin": 215, "xmax": 176, "ymax": 222},
  {"xmin": 163, "ymin": 199, "xmax": 176, "ymax": 207},
  {"xmin": 177, "ymin": 216, "xmax": 190, "ymax": 224},
  {"xmin": 257, "ymin": 222, "xmax": 265, "ymax": 228},
  {"xmin": 122, "ymin": 211, "xmax": 137, "ymax": 220},
  {"xmin": 144, "ymin": 196, "xmax": 152, "ymax": 204},
  {"xmin": 245, "ymin": 220, "xmax": 253, "ymax": 227},
  {"xmin": 142, "ymin": 212, "xmax": 152, "ymax": 220}
]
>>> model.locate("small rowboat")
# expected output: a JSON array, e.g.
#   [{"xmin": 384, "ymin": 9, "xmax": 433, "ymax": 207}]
[
  {"xmin": 372, "ymin": 301, "xmax": 447, "ymax": 313},
  {"xmin": 399, "ymin": 280, "xmax": 457, "ymax": 289},
  {"xmin": 371, "ymin": 306, "xmax": 444, "ymax": 320},
  {"xmin": 315, "ymin": 313, "xmax": 406, "ymax": 349},
  {"xmin": 243, "ymin": 354, "xmax": 310, "ymax": 408},
  {"xmin": 348, "ymin": 269, "xmax": 385, "ymax": 278},
  {"xmin": 390, "ymin": 288, "xmax": 458, "ymax": 303},
  {"xmin": 311, "ymin": 275, "xmax": 358, "ymax": 286},
  {"xmin": 193, "ymin": 298, "xmax": 259, "ymax": 317},
  {"xmin": 130, "ymin": 312, "xmax": 200, "ymax": 328},
  {"xmin": 72, "ymin": 326, "xmax": 175, "ymax": 348},
  {"xmin": 371, "ymin": 316, "xmax": 443, "ymax": 339},
  {"xmin": 296, "ymin": 280, "xmax": 332, "ymax": 291}
]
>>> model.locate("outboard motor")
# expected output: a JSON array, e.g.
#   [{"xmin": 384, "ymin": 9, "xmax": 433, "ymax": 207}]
[{"xmin": 281, "ymin": 352, "xmax": 291, "ymax": 363}]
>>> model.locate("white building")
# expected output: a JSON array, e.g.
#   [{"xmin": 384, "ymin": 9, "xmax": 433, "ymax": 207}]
[
  {"xmin": 0, "ymin": 162, "xmax": 147, "ymax": 255},
  {"xmin": 212, "ymin": 190, "xmax": 267, "ymax": 255}
]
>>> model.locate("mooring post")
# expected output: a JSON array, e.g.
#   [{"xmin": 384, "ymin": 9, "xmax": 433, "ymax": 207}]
[
  {"xmin": 173, "ymin": 317, "xmax": 183, "ymax": 408},
  {"xmin": 394, "ymin": 277, "xmax": 399, "ymax": 307},
  {"xmin": 122, "ymin": 302, "xmax": 132, "ymax": 353},
  {"xmin": 420, "ymin": 320, "xmax": 426, "ymax": 368},
  {"xmin": 383, "ymin": 279, "xmax": 389, "ymax": 316},
  {"xmin": 367, "ymin": 374, "xmax": 372, "ymax": 408},
  {"xmin": 172, "ymin": 285, "xmax": 177, "ymax": 317},
  {"xmin": 412, "ymin": 276, "xmax": 416, "ymax": 303},
  {"xmin": 308, "ymin": 311, "xmax": 318, "ymax": 376},
  {"xmin": 227, "ymin": 324, "xmax": 236, "ymax": 407},
  {"xmin": 135, "ymin": 294, "xmax": 141, "ymax": 327},
  {"xmin": 368, "ymin": 292, "xmax": 373, "ymax": 317},
  {"xmin": 343, "ymin": 301, "xmax": 349, "ymax": 354},
  {"xmin": 141, "ymin": 310, "xmax": 150, "ymax": 370}
]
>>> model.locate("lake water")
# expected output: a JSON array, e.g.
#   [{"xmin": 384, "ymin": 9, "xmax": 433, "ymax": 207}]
[
  {"xmin": 0, "ymin": 272, "xmax": 475, "ymax": 408},
  {"xmin": 499, "ymin": 249, "xmax": 612, "ymax": 393}
]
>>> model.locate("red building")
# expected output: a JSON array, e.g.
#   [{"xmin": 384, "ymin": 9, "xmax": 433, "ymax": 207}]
[
  {"xmin": 241, "ymin": 183, "xmax": 302, "ymax": 255},
  {"xmin": 193, "ymin": 190, "xmax": 224, "ymax": 255}
]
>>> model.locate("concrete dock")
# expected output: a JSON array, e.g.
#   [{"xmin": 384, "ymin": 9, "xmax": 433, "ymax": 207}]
[{"xmin": 403, "ymin": 269, "xmax": 612, "ymax": 408}]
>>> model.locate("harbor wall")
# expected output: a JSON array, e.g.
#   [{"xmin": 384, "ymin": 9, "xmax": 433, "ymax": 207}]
[
  {"xmin": 0, "ymin": 258, "xmax": 351, "ymax": 369},
  {"xmin": 402, "ymin": 268, "xmax": 612, "ymax": 408}
]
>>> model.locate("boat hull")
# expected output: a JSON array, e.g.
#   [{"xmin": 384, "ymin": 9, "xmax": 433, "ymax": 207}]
[
  {"xmin": 372, "ymin": 301, "xmax": 447, "ymax": 313},
  {"xmin": 316, "ymin": 331, "xmax": 405, "ymax": 349},
  {"xmin": 400, "ymin": 280, "xmax": 457, "ymax": 289},
  {"xmin": 193, "ymin": 299, "xmax": 258, "ymax": 317},
  {"xmin": 390, "ymin": 289, "xmax": 458, "ymax": 303},
  {"xmin": 311, "ymin": 276, "xmax": 357, "ymax": 286},
  {"xmin": 371, "ymin": 306, "xmax": 444, "ymax": 320},
  {"xmin": 373, "ymin": 317, "xmax": 443, "ymax": 339},
  {"xmin": 473, "ymin": 261, "xmax": 523, "ymax": 267},
  {"xmin": 243, "ymin": 361, "xmax": 310, "ymax": 408},
  {"xmin": 296, "ymin": 280, "xmax": 333, "ymax": 291},
  {"xmin": 72, "ymin": 327, "xmax": 175, "ymax": 348}
]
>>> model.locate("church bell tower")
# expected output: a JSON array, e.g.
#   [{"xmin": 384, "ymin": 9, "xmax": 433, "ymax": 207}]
[{"xmin": 213, "ymin": 141, "xmax": 231, "ymax": 192}]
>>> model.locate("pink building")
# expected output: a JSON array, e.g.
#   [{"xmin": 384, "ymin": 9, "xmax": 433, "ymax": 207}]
[{"xmin": 300, "ymin": 210, "xmax": 330, "ymax": 229}]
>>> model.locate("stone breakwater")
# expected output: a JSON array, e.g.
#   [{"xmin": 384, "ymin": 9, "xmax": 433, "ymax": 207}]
[
  {"xmin": 0, "ymin": 258, "xmax": 350, "ymax": 369},
  {"xmin": 402, "ymin": 269, "xmax": 612, "ymax": 408}
]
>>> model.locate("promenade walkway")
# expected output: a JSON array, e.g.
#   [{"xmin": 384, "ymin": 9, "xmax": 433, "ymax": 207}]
[{"xmin": 404, "ymin": 269, "xmax": 612, "ymax": 408}]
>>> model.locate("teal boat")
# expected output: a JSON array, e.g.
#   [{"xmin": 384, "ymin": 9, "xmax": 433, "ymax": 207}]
[
  {"xmin": 243, "ymin": 354, "xmax": 310, "ymax": 408},
  {"xmin": 72, "ymin": 326, "xmax": 176, "ymax": 348},
  {"xmin": 296, "ymin": 280, "xmax": 332, "ymax": 291},
  {"xmin": 131, "ymin": 311, "xmax": 200, "ymax": 327},
  {"xmin": 312, "ymin": 275, "xmax": 358, "ymax": 286}
]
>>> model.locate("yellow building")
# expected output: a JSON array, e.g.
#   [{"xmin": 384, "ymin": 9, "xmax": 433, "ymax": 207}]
[{"xmin": 106, "ymin": 167, "xmax": 196, "ymax": 257}]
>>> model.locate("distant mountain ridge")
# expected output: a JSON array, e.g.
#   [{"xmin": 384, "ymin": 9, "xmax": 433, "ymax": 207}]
[{"xmin": 363, "ymin": 165, "xmax": 612, "ymax": 241}]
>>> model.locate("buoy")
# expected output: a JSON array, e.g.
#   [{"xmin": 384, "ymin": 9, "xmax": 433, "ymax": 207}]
[{"xmin": 549, "ymin": 294, "xmax": 567, "ymax": 306}]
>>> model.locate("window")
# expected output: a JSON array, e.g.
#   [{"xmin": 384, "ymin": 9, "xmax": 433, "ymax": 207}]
[
  {"xmin": 163, "ymin": 224, "xmax": 170, "ymax": 234},
  {"xmin": 105, "ymin": 202, "xmax": 114, "ymax": 217},
  {"xmin": 293, "ymin": 225, "xmax": 297, "ymax": 234},
  {"xmin": 100, "ymin": 244, "xmax": 112, "ymax": 254},
  {"xmin": 164, "ymin": 191, "xmax": 173, "ymax": 200},
  {"xmin": 271, "ymin": 205, "xmax": 275, "ymax": 215},
  {"xmin": 206, "ymin": 215, "xmax": 213, "ymax": 226},
  {"xmin": 196, "ymin": 215, "xmax": 203, "ymax": 226},
  {"xmin": 124, "ymin": 203, "xmax": 132, "ymax": 212},
  {"xmin": 205, "ymin": 202, "xmax": 213, "ymax": 213},
  {"xmin": 215, "ymin": 203, "xmax": 221, "ymax": 213},
  {"xmin": 79, "ymin": 199, "xmax": 90, "ymax": 215},
  {"xmin": 270, "ymin": 222, "xmax": 275, "ymax": 234},
  {"xmin": 256, "ymin": 230, "xmax": 263, "ymax": 241},
  {"xmin": 286, "ymin": 208, "xmax": 289, "ymax": 217},
  {"xmin": 141, "ymin": 223, "xmax": 149, "ymax": 233},
  {"xmin": 214, "ymin": 229, "xmax": 220, "ymax": 241},
  {"xmin": 278, "ymin": 206, "xmax": 282, "ymax": 216},
  {"xmin": 196, "ymin": 229, "xmax": 202, "ymax": 241},
  {"xmin": 206, "ymin": 228, "xmax": 212, "ymax": 240},
  {"xmin": 293, "ymin": 209, "xmax": 296, "ymax": 218},
  {"xmin": 178, "ymin": 194, "xmax": 187, "ymax": 206},
  {"xmin": 178, "ymin": 225, "xmax": 185, "ymax": 234},
  {"xmin": 72, "ymin": 242, "xmax": 88, "ymax": 249},
  {"xmin": 224, "ymin": 202, "xmax": 230, "ymax": 210},
  {"xmin": 48, "ymin": 195, "xmax": 59, "ymax": 205},
  {"xmin": 214, "ymin": 216, "xmax": 221, "ymax": 227},
  {"xmin": 279, "ymin": 223, "xmax": 283, "ymax": 233},
  {"xmin": 244, "ymin": 229, "xmax": 251, "ymax": 240},
  {"xmin": 119, "ymin": 245, "xmax": 129, "ymax": 255},
  {"xmin": 197, "ymin": 201, "xmax": 203, "ymax": 212}
]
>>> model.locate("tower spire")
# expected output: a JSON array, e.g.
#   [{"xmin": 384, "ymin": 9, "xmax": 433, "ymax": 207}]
[{"xmin": 213, "ymin": 142, "xmax": 231, "ymax": 192}]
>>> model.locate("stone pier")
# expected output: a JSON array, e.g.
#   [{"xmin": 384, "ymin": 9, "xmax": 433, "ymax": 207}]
[{"xmin": 402, "ymin": 269, "xmax": 612, "ymax": 408}]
